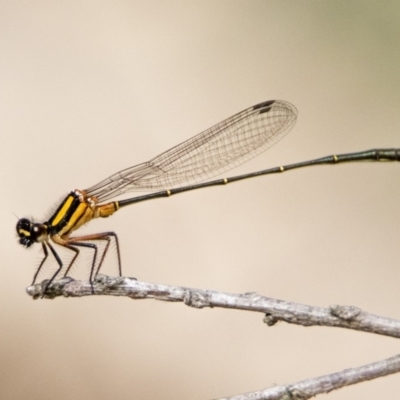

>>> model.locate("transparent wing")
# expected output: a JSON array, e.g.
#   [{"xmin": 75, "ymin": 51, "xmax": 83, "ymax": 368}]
[{"xmin": 86, "ymin": 100, "xmax": 297, "ymax": 202}]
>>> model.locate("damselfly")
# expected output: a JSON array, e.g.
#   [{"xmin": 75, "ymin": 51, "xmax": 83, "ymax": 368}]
[{"xmin": 17, "ymin": 100, "xmax": 399, "ymax": 295}]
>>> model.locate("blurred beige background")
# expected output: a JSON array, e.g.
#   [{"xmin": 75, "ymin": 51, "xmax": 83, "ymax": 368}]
[{"xmin": 1, "ymin": 1, "xmax": 399, "ymax": 399}]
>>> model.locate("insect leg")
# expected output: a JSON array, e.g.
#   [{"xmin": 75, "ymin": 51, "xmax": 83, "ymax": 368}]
[
  {"xmin": 63, "ymin": 241, "xmax": 98, "ymax": 293},
  {"xmin": 32, "ymin": 243, "xmax": 49, "ymax": 285},
  {"xmin": 68, "ymin": 231, "xmax": 122, "ymax": 279},
  {"xmin": 94, "ymin": 233, "xmax": 121, "ymax": 277},
  {"xmin": 42, "ymin": 241, "xmax": 68, "ymax": 297}
]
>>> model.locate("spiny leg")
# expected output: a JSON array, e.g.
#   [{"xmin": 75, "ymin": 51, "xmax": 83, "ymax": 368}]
[
  {"xmin": 42, "ymin": 242, "xmax": 68, "ymax": 297},
  {"xmin": 42, "ymin": 232, "xmax": 122, "ymax": 294},
  {"xmin": 32, "ymin": 243, "xmax": 49, "ymax": 285},
  {"xmin": 42, "ymin": 241, "xmax": 92, "ymax": 296},
  {"xmin": 68, "ymin": 231, "xmax": 122, "ymax": 279},
  {"xmin": 94, "ymin": 232, "xmax": 121, "ymax": 277},
  {"xmin": 64, "ymin": 241, "xmax": 99, "ymax": 294},
  {"xmin": 94, "ymin": 236, "xmax": 112, "ymax": 277}
]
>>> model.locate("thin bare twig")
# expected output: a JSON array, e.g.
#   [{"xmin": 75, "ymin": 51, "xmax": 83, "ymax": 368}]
[
  {"xmin": 216, "ymin": 353, "xmax": 400, "ymax": 400},
  {"xmin": 27, "ymin": 274, "xmax": 400, "ymax": 339}
]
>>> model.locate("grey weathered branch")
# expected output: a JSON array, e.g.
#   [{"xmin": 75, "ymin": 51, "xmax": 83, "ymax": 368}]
[
  {"xmin": 26, "ymin": 275, "xmax": 400, "ymax": 398},
  {"xmin": 216, "ymin": 353, "xmax": 400, "ymax": 400},
  {"xmin": 27, "ymin": 274, "xmax": 400, "ymax": 339}
]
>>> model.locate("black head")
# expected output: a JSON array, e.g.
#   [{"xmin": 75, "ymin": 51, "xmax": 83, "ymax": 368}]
[{"xmin": 16, "ymin": 218, "xmax": 48, "ymax": 247}]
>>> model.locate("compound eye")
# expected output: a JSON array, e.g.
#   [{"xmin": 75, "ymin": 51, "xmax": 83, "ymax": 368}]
[{"xmin": 16, "ymin": 218, "xmax": 32, "ymax": 237}]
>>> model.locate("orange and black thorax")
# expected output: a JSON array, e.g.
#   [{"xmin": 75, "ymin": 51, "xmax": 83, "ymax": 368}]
[
  {"xmin": 47, "ymin": 190, "xmax": 97, "ymax": 237},
  {"xmin": 47, "ymin": 190, "xmax": 119, "ymax": 238}
]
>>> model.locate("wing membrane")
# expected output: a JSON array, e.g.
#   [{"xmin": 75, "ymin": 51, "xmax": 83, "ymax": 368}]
[{"xmin": 86, "ymin": 100, "xmax": 297, "ymax": 202}]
